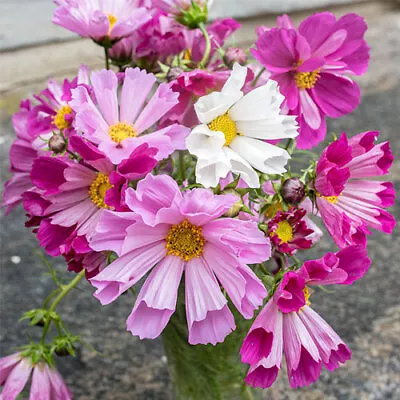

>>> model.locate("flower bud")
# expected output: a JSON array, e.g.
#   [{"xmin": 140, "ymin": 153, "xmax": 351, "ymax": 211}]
[
  {"xmin": 224, "ymin": 47, "xmax": 247, "ymax": 68},
  {"xmin": 49, "ymin": 134, "xmax": 67, "ymax": 154},
  {"xmin": 222, "ymin": 189, "xmax": 243, "ymax": 218},
  {"xmin": 281, "ymin": 178, "xmax": 305, "ymax": 205},
  {"xmin": 167, "ymin": 67, "xmax": 184, "ymax": 82}
]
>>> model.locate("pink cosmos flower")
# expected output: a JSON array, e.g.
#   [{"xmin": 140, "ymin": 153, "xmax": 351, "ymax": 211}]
[
  {"xmin": 24, "ymin": 136, "xmax": 155, "ymax": 261},
  {"xmin": 252, "ymin": 13, "xmax": 370, "ymax": 149},
  {"xmin": 109, "ymin": 10, "xmax": 187, "ymax": 65},
  {"xmin": 0, "ymin": 353, "xmax": 71, "ymax": 400},
  {"xmin": 314, "ymin": 131, "xmax": 396, "ymax": 248},
  {"xmin": 90, "ymin": 173, "xmax": 271, "ymax": 345},
  {"xmin": 241, "ymin": 246, "xmax": 371, "ymax": 388},
  {"xmin": 53, "ymin": 0, "xmax": 150, "ymax": 44},
  {"xmin": 153, "ymin": 0, "xmax": 212, "ymax": 16},
  {"xmin": 268, "ymin": 207, "xmax": 314, "ymax": 255},
  {"xmin": 71, "ymin": 67, "xmax": 189, "ymax": 164}
]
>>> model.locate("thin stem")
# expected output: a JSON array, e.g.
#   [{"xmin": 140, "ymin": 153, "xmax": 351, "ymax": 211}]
[
  {"xmin": 252, "ymin": 66, "xmax": 266, "ymax": 87},
  {"xmin": 285, "ymin": 138, "xmax": 297, "ymax": 155},
  {"xmin": 40, "ymin": 270, "xmax": 85, "ymax": 344},
  {"xmin": 198, "ymin": 22, "xmax": 211, "ymax": 68},
  {"xmin": 178, "ymin": 151, "xmax": 186, "ymax": 183},
  {"xmin": 104, "ymin": 47, "xmax": 110, "ymax": 70}
]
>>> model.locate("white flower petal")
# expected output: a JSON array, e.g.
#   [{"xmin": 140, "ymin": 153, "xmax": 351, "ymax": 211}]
[
  {"xmin": 230, "ymin": 136, "xmax": 290, "ymax": 175},
  {"xmin": 194, "ymin": 63, "xmax": 247, "ymax": 124},
  {"xmin": 195, "ymin": 154, "xmax": 231, "ymax": 188},
  {"xmin": 230, "ymin": 80, "xmax": 284, "ymax": 121},
  {"xmin": 236, "ymin": 115, "xmax": 298, "ymax": 140},
  {"xmin": 222, "ymin": 63, "xmax": 248, "ymax": 94},
  {"xmin": 223, "ymin": 147, "xmax": 260, "ymax": 188},
  {"xmin": 186, "ymin": 124, "xmax": 225, "ymax": 158}
]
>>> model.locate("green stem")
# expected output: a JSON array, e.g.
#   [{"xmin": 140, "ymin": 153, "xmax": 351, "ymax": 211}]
[
  {"xmin": 285, "ymin": 138, "xmax": 297, "ymax": 155},
  {"xmin": 198, "ymin": 22, "xmax": 211, "ymax": 68},
  {"xmin": 40, "ymin": 270, "xmax": 85, "ymax": 344},
  {"xmin": 104, "ymin": 47, "xmax": 110, "ymax": 70},
  {"xmin": 178, "ymin": 151, "xmax": 186, "ymax": 183},
  {"xmin": 252, "ymin": 67, "xmax": 266, "ymax": 87}
]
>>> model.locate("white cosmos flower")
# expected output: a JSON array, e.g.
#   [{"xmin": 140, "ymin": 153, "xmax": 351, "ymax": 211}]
[{"xmin": 186, "ymin": 63, "xmax": 299, "ymax": 188}]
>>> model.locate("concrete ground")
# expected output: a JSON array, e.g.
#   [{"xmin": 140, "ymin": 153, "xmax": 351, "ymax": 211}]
[{"xmin": 0, "ymin": 1, "xmax": 399, "ymax": 399}]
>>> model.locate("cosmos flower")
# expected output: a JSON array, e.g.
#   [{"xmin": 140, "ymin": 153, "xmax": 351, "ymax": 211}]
[
  {"xmin": 53, "ymin": 0, "xmax": 150, "ymax": 43},
  {"xmin": 186, "ymin": 63, "xmax": 298, "ymax": 188},
  {"xmin": 71, "ymin": 67, "xmax": 189, "ymax": 164},
  {"xmin": 0, "ymin": 353, "xmax": 71, "ymax": 400},
  {"xmin": 90, "ymin": 173, "xmax": 270, "ymax": 345},
  {"xmin": 268, "ymin": 207, "xmax": 314, "ymax": 255},
  {"xmin": 240, "ymin": 246, "xmax": 371, "ymax": 388},
  {"xmin": 252, "ymin": 12, "xmax": 369, "ymax": 148},
  {"xmin": 314, "ymin": 131, "xmax": 396, "ymax": 248}
]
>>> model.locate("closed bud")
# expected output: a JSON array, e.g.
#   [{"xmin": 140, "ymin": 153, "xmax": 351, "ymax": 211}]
[
  {"xmin": 167, "ymin": 67, "xmax": 184, "ymax": 82},
  {"xmin": 223, "ymin": 48, "xmax": 247, "ymax": 68},
  {"xmin": 222, "ymin": 189, "xmax": 243, "ymax": 218},
  {"xmin": 281, "ymin": 178, "xmax": 305, "ymax": 205},
  {"xmin": 49, "ymin": 134, "xmax": 67, "ymax": 154}
]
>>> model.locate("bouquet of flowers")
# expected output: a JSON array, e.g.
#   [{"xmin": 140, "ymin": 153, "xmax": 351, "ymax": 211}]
[{"xmin": 1, "ymin": 1, "xmax": 396, "ymax": 399}]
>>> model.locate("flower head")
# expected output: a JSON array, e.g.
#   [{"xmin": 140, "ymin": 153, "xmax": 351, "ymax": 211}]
[
  {"xmin": 71, "ymin": 68, "xmax": 189, "ymax": 164},
  {"xmin": 53, "ymin": 0, "xmax": 150, "ymax": 44},
  {"xmin": 268, "ymin": 207, "xmax": 314, "ymax": 255},
  {"xmin": 314, "ymin": 131, "xmax": 396, "ymax": 247},
  {"xmin": 90, "ymin": 174, "xmax": 271, "ymax": 345},
  {"xmin": 240, "ymin": 246, "xmax": 370, "ymax": 388},
  {"xmin": 0, "ymin": 352, "xmax": 71, "ymax": 400},
  {"xmin": 252, "ymin": 13, "xmax": 370, "ymax": 149},
  {"xmin": 186, "ymin": 63, "xmax": 298, "ymax": 188}
]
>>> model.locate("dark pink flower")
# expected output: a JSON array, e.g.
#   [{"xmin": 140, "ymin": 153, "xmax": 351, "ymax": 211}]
[
  {"xmin": 268, "ymin": 207, "xmax": 314, "ymax": 255},
  {"xmin": 314, "ymin": 131, "xmax": 396, "ymax": 248},
  {"xmin": 241, "ymin": 245, "xmax": 369, "ymax": 388},
  {"xmin": 252, "ymin": 13, "xmax": 369, "ymax": 149}
]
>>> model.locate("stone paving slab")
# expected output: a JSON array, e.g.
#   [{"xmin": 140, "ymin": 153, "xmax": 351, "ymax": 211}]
[{"xmin": 1, "ymin": 3, "xmax": 400, "ymax": 399}]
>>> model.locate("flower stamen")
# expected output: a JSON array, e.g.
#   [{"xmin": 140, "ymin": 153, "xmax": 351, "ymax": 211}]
[
  {"xmin": 274, "ymin": 221, "xmax": 293, "ymax": 243},
  {"xmin": 294, "ymin": 70, "xmax": 320, "ymax": 89},
  {"xmin": 89, "ymin": 173, "xmax": 113, "ymax": 209},
  {"xmin": 108, "ymin": 122, "xmax": 136, "ymax": 144},
  {"xmin": 107, "ymin": 14, "xmax": 117, "ymax": 34},
  {"xmin": 53, "ymin": 105, "xmax": 73, "ymax": 130},
  {"xmin": 208, "ymin": 113, "xmax": 237, "ymax": 146},
  {"xmin": 166, "ymin": 220, "xmax": 205, "ymax": 261}
]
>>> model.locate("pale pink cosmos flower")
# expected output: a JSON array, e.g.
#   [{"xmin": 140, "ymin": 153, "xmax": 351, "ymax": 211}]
[
  {"xmin": 71, "ymin": 68, "xmax": 189, "ymax": 164},
  {"xmin": 53, "ymin": 0, "xmax": 150, "ymax": 43},
  {"xmin": 153, "ymin": 0, "xmax": 212, "ymax": 16},
  {"xmin": 0, "ymin": 353, "xmax": 71, "ymax": 400},
  {"xmin": 314, "ymin": 131, "xmax": 396, "ymax": 248},
  {"xmin": 241, "ymin": 246, "xmax": 371, "ymax": 388},
  {"xmin": 90, "ymin": 173, "xmax": 271, "ymax": 345}
]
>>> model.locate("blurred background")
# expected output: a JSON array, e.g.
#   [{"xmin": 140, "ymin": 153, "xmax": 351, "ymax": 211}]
[{"xmin": 1, "ymin": 0, "xmax": 399, "ymax": 399}]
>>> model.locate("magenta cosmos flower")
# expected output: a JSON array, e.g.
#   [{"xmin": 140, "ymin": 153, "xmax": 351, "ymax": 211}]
[
  {"xmin": 25, "ymin": 136, "xmax": 156, "ymax": 260},
  {"xmin": 0, "ymin": 353, "xmax": 71, "ymax": 400},
  {"xmin": 252, "ymin": 13, "xmax": 370, "ymax": 149},
  {"xmin": 268, "ymin": 207, "xmax": 314, "ymax": 255},
  {"xmin": 314, "ymin": 131, "xmax": 396, "ymax": 248},
  {"xmin": 240, "ymin": 246, "xmax": 371, "ymax": 389},
  {"xmin": 90, "ymin": 173, "xmax": 271, "ymax": 345},
  {"xmin": 71, "ymin": 67, "xmax": 189, "ymax": 164},
  {"xmin": 53, "ymin": 0, "xmax": 150, "ymax": 44}
]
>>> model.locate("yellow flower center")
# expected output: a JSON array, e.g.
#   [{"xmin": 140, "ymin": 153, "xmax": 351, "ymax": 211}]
[
  {"xmin": 294, "ymin": 70, "xmax": 320, "ymax": 89},
  {"xmin": 108, "ymin": 122, "xmax": 136, "ymax": 144},
  {"xmin": 274, "ymin": 221, "xmax": 293, "ymax": 243},
  {"xmin": 53, "ymin": 105, "xmax": 72, "ymax": 130},
  {"xmin": 299, "ymin": 286, "xmax": 312, "ymax": 313},
  {"xmin": 107, "ymin": 14, "xmax": 117, "ymax": 34},
  {"xmin": 265, "ymin": 202, "xmax": 283, "ymax": 219},
  {"xmin": 184, "ymin": 49, "xmax": 192, "ymax": 61},
  {"xmin": 166, "ymin": 220, "xmax": 205, "ymax": 261},
  {"xmin": 208, "ymin": 113, "xmax": 237, "ymax": 146},
  {"xmin": 316, "ymin": 192, "xmax": 340, "ymax": 204},
  {"xmin": 89, "ymin": 173, "xmax": 113, "ymax": 209}
]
